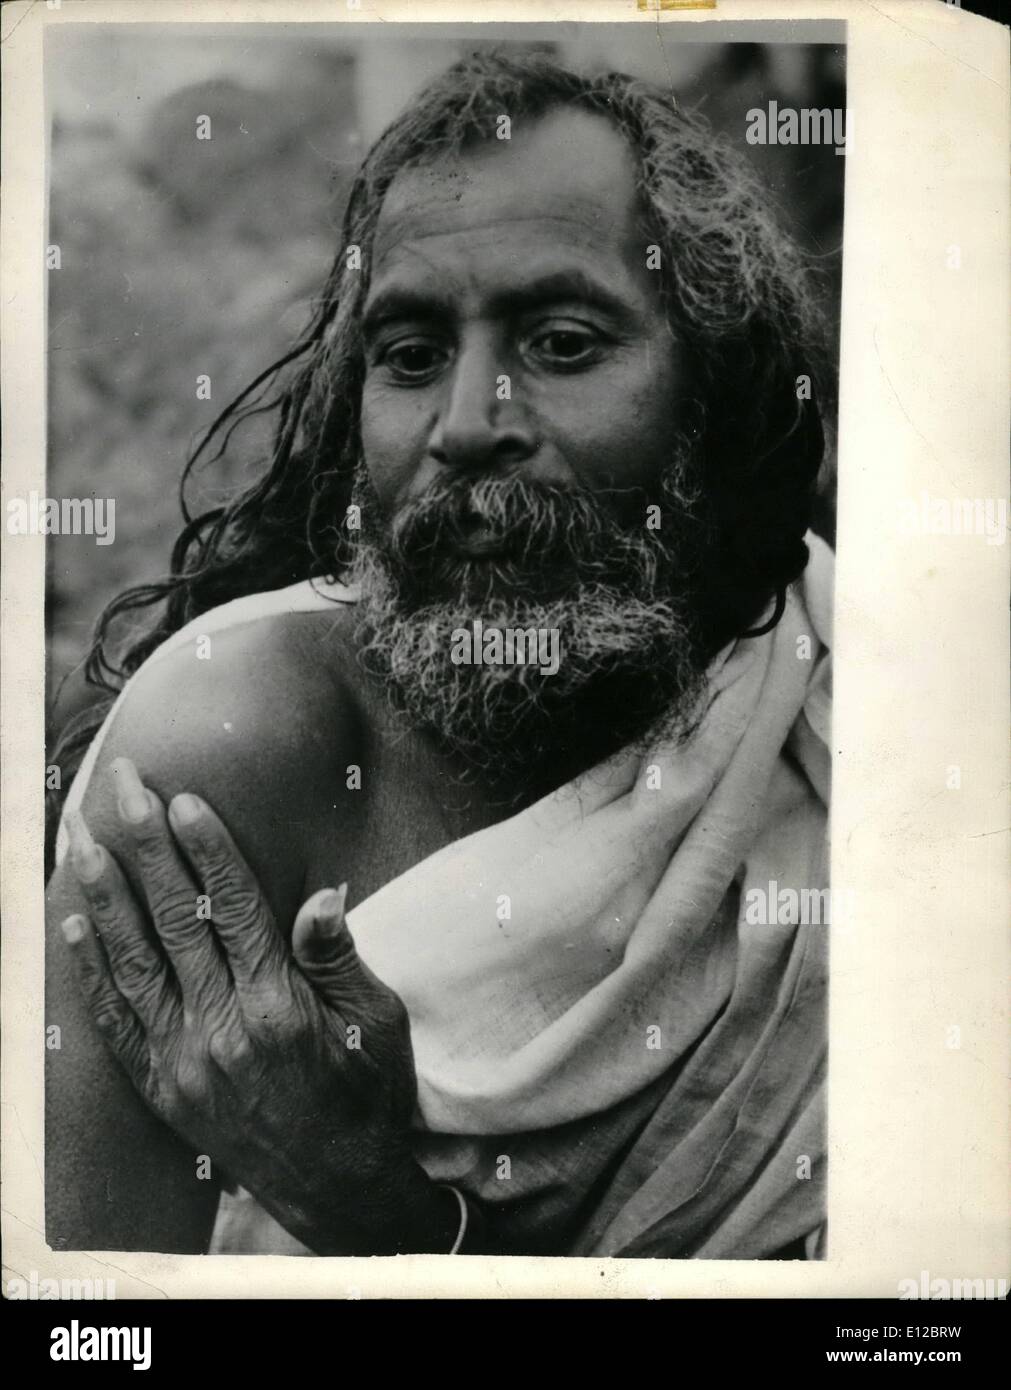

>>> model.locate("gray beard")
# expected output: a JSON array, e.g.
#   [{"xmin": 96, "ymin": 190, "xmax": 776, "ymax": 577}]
[{"xmin": 347, "ymin": 457, "xmax": 712, "ymax": 789}]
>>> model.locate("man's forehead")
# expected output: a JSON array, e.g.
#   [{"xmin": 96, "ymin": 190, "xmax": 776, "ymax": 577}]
[{"xmin": 372, "ymin": 107, "xmax": 644, "ymax": 271}]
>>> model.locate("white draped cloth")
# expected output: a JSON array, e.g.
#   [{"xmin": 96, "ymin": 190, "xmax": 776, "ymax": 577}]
[{"xmin": 59, "ymin": 535, "xmax": 833, "ymax": 1257}]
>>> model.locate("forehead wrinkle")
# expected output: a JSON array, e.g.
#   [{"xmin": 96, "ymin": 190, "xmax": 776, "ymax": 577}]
[
  {"xmin": 374, "ymin": 211, "xmax": 633, "ymax": 279},
  {"xmin": 373, "ymin": 111, "xmax": 644, "ymax": 268},
  {"xmin": 365, "ymin": 253, "xmax": 651, "ymax": 334},
  {"xmin": 368, "ymin": 232, "xmax": 660, "ymax": 337}
]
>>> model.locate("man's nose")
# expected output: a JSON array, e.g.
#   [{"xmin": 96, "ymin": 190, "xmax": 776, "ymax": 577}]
[{"xmin": 427, "ymin": 335, "xmax": 538, "ymax": 472}]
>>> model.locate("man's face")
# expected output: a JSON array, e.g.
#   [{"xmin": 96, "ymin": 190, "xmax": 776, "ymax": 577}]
[
  {"xmin": 351, "ymin": 107, "xmax": 710, "ymax": 784},
  {"xmin": 360, "ymin": 107, "xmax": 686, "ymax": 523}
]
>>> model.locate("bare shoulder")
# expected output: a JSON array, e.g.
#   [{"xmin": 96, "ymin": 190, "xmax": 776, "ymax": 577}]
[
  {"xmin": 103, "ymin": 599, "xmax": 363, "ymax": 775},
  {"xmin": 72, "ymin": 600, "xmax": 366, "ymax": 921},
  {"xmin": 45, "ymin": 602, "xmax": 365, "ymax": 1251}
]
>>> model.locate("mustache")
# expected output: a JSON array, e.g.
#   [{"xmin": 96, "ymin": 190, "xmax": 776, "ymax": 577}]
[
  {"xmin": 391, "ymin": 472, "xmax": 629, "ymax": 551},
  {"xmin": 367, "ymin": 469, "xmax": 695, "ymax": 607}
]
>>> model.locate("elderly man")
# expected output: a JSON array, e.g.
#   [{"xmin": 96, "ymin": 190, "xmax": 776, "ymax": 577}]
[{"xmin": 46, "ymin": 51, "xmax": 833, "ymax": 1258}]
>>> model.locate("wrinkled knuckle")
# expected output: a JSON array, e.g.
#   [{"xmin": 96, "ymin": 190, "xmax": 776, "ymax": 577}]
[
  {"xmin": 190, "ymin": 841, "xmax": 232, "ymax": 889},
  {"xmin": 134, "ymin": 853, "xmax": 186, "ymax": 904},
  {"xmin": 131, "ymin": 822, "xmax": 174, "ymax": 865},
  {"xmin": 155, "ymin": 892, "xmax": 207, "ymax": 938},
  {"xmin": 111, "ymin": 946, "xmax": 157, "ymax": 994},
  {"xmin": 213, "ymin": 887, "xmax": 266, "ymax": 930},
  {"xmin": 205, "ymin": 1021, "xmax": 251, "ymax": 1071},
  {"xmin": 75, "ymin": 954, "xmax": 103, "ymax": 992},
  {"xmin": 245, "ymin": 979, "xmax": 295, "ymax": 1029},
  {"xmin": 92, "ymin": 1000, "xmax": 127, "ymax": 1036}
]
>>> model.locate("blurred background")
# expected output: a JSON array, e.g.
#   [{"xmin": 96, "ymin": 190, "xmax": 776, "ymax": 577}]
[{"xmin": 46, "ymin": 23, "xmax": 845, "ymax": 743}]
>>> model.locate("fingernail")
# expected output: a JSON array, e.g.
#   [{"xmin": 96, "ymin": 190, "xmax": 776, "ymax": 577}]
[
  {"xmin": 64, "ymin": 808, "xmax": 104, "ymax": 883},
  {"xmin": 316, "ymin": 883, "xmax": 348, "ymax": 927},
  {"xmin": 61, "ymin": 914, "xmax": 87, "ymax": 945},
  {"xmin": 169, "ymin": 793, "xmax": 203, "ymax": 827},
  {"xmin": 110, "ymin": 757, "xmax": 152, "ymax": 824}
]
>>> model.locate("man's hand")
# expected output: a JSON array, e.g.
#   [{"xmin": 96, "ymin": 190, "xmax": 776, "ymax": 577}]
[{"xmin": 60, "ymin": 757, "xmax": 461, "ymax": 1255}]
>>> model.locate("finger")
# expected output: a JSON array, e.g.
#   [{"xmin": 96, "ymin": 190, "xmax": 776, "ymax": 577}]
[
  {"xmin": 107, "ymin": 759, "xmax": 233, "ymax": 1013},
  {"xmin": 292, "ymin": 886, "xmax": 404, "ymax": 1025},
  {"xmin": 60, "ymin": 912, "xmax": 151, "ymax": 1093},
  {"xmin": 63, "ymin": 807, "xmax": 178, "ymax": 1035},
  {"xmin": 291, "ymin": 886, "xmax": 350, "ymax": 969},
  {"xmin": 166, "ymin": 791, "xmax": 288, "ymax": 991}
]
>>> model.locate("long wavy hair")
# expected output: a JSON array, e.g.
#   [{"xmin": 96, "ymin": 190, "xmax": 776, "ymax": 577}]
[{"xmin": 51, "ymin": 49, "xmax": 832, "ymax": 824}]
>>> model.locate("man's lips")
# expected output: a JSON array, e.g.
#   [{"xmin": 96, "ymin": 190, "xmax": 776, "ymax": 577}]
[
  {"xmin": 447, "ymin": 524, "xmax": 515, "ymax": 559},
  {"xmin": 452, "ymin": 538, "xmax": 507, "ymax": 559}
]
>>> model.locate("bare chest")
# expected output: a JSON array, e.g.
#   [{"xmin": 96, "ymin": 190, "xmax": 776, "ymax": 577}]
[{"xmin": 299, "ymin": 712, "xmax": 515, "ymax": 914}]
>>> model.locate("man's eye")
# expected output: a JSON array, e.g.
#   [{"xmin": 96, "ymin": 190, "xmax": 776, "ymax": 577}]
[
  {"xmin": 379, "ymin": 341, "xmax": 446, "ymax": 380},
  {"xmin": 528, "ymin": 328, "xmax": 601, "ymax": 367}
]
